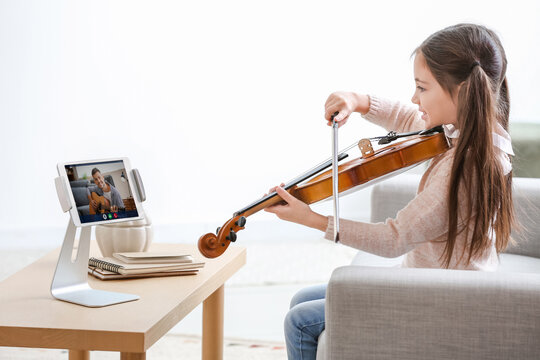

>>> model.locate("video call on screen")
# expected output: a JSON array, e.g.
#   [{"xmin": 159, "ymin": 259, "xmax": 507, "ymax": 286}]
[{"xmin": 65, "ymin": 160, "xmax": 139, "ymax": 224}]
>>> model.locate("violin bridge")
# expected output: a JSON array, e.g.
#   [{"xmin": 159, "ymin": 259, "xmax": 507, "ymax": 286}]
[{"xmin": 358, "ymin": 139, "xmax": 375, "ymax": 158}]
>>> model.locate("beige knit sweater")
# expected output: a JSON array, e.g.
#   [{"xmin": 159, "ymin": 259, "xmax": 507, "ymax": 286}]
[{"xmin": 323, "ymin": 95, "xmax": 499, "ymax": 271}]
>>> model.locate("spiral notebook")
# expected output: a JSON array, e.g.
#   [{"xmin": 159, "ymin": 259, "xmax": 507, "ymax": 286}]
[
  {"xmin": 88, "ymin": 267, "xmax": 199, "ymax": 280},
  {"xmin": 88, "ymin": 257, "xmax": 204, "ymax": 275}
]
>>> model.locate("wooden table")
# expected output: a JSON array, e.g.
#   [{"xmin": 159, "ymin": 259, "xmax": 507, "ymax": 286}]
[{"xmin": 0, "ymin": 242, "xmax": 246, "ymax": 359}]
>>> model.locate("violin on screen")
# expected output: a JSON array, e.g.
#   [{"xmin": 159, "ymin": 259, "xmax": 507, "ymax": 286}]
[{"xmin": 198, "ymin": 125, "xmax": 450, "ymax": 258}]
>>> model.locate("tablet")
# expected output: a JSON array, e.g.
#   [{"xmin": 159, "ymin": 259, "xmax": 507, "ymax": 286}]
[{"xmin": 57, "ymin": 158, "xmax": 144, "ymax": 227}]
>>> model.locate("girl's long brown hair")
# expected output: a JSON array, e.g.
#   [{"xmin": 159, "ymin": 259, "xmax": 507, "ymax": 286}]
[{"xmin": 417, "ymin": 24, "xmax": 515, "ymax": 268}]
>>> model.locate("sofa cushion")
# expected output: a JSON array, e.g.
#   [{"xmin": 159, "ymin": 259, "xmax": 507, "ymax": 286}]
[
  {"xmin": 77, "ymin": 205, "xmax": 90, "ymax": 217},
  {"xmin": 350, "ymin": 250, "xmax": 403, "ymax": 267},
  {"xmin": 70, "ymin": 179, "xmax": 90, "ymax": 188},
  {"xmin": 498, "ymin": 253, "xmax": 540, "ymax": 274},
  {"xmin": 317, "ymin": 329, "xmax": 327, "ymax": 360},
  {"xmin": 370, "ymin": 175, "xmax": 540, "ymax": 259},
  {"xmin": 71, "ymin": 186, "xmax": 89, "ymax": 207},
  {"xmin": 505, "ymin": 177, "xmax": 540, "ymax": 258}
]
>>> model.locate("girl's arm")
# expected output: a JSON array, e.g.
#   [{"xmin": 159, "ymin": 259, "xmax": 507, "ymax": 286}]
[
  {"xmin": 267, "ymin": 172, "xmax": 451, "ymax": 258},
  {"xmin": 363, "ymin": 95, "xmax": 425, "ymax": 133},
  {"xmin": 325, "ymin": 92, "xmax": 425, "ymax": 132},
  {"xmin": 322, "ymin": 154, "xmax": 466, "ymax": 257},
  {"xmin": 266, "ymin": 151, "xmax": 469, "ymax": 259},
  {"xmin": 323, "ymin": 180, "xmax": 449, "ymax": 257}
]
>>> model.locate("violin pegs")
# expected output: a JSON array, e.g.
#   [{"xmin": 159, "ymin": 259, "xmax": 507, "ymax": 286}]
[
  {"xmin": 235, "ymin": 216, "xmax": 246, "ymax": 227},
  {"xmin": 216, "ymin": 226, "xmax": 221, "ymax": 235},
  {"xmin": 226, "ymin": 230, "xmax": 237, "ymax": 242}
]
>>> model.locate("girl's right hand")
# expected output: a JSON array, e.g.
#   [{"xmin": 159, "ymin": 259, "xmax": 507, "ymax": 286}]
[{"xmin": 324, "ymin": 92, "xmax": 370, "ymax": 128}]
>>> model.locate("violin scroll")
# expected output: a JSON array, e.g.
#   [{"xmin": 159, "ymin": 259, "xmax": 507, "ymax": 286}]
[{"xmin": 198, "ymin": 215, "xmax": 247, "ymax": 258}]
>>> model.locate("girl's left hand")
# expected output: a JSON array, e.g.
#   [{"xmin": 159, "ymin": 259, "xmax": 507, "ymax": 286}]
[{"xmin": 264, "ymin": 184, "xmax": 328, "ymax": 231}]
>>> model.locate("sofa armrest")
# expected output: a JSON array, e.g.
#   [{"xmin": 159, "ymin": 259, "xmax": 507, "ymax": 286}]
[{"xmin": 324, "ymin": 266, "xmax": 540, "ymax": 360}]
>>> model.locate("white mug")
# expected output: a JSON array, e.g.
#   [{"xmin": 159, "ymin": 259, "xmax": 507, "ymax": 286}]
[
  {"xmin": 111, "ymin": 226, "xmax": 147, "ymax": 255},
  {"xmin": 96, "ymin": 216, "xmax": 153, "ymax": 257}
]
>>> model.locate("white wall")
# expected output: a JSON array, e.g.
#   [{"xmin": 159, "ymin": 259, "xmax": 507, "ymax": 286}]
[{"xmin": 1, "ymin": 0, "xmax": 539, "ymax": 231}]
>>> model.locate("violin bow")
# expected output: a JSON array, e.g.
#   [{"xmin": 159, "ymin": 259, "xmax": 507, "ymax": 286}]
[{"xmin": 331, "ymin": 112, "xmax": 340, "ymax": 243}]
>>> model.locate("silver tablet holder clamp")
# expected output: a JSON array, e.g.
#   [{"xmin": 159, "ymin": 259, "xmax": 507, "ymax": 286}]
[{"xmin": 50, "ymin": 169, "xmax": 146, "ymax": 307}]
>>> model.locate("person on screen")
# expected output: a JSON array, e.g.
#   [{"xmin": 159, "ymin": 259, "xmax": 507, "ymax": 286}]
[{"xmin": 87, "ymin": 168, "xmax": 125, "ymax": 214}]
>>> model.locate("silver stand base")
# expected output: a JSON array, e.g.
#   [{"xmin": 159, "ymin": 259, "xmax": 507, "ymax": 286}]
[{"xmin": 50, "ymin": 219, "xmax": 139, "ymax": 307}]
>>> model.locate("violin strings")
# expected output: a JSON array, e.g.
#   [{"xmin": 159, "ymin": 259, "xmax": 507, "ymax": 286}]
[
  {"xmin": 282, "ymin": 141, "xmax": 359, "ymax": 186},
  {"xmin": 282, "ymin": 129, "xmax": 426, "ymax": 186}
]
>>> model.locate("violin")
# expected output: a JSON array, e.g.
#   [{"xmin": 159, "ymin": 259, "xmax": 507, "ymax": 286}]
[{"xmin": 198, "ymin": 126, "xmax": 450, "ymax": 258}]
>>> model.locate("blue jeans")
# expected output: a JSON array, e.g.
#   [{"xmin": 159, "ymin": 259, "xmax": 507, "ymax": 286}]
[{"xmin": 284, "ymin": 284, "xmax": 327, "ymax": 360}]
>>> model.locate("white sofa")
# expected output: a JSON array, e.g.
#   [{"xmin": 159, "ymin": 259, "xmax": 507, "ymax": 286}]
[{"xmin": 317, "ymin": 174, "xmax": 540, "ymax": 360}]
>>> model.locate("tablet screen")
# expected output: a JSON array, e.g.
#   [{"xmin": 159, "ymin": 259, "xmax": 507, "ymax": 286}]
[{"xmin": 64, "ymin": 160, "xmax": 139, "ymax": 224}]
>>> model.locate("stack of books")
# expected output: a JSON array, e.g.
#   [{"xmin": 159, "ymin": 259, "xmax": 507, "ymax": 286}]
[{"xmin": 87, "ymin": 252, "xmax": 205, "ymax": 280}]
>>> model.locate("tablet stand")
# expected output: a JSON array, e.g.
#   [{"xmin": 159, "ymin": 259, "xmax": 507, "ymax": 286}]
[
  {"xmin": 50, "ymin": 219, "xmax": 139, "ymax": 307},
  {"xmin": 50, "ymin": 168, "xmax": 145, "ymax": 307}
]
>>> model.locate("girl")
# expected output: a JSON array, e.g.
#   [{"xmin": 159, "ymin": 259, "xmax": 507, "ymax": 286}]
[{"xmin": 264, "ymin": 23, "xmax": 516, "ymax": 360}]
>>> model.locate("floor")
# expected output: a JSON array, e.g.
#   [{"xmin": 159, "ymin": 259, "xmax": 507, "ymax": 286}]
[{"xmin": 0, "ymin": 334, "xmax": 288, "ymax": 360}]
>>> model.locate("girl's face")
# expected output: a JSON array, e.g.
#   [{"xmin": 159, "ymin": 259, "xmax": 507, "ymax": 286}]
[{"xmin": 411, "ymin": 52, "xmax": 459, "ymax": 129}]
